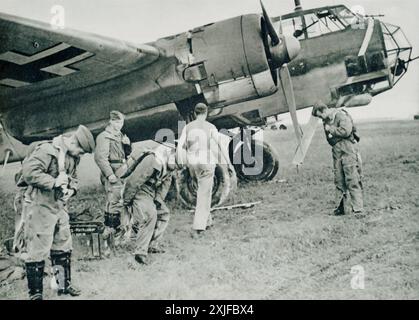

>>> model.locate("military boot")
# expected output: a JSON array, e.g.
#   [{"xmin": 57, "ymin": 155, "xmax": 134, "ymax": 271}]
[
  {"xmin": 104, "ymin": 212, "xmax": 122, "ymax": 252},
  {"xmin": 104, "ymin": 212, "xmax": 121, "ymax": 230},
  {"xmin": 50, "ymin": 251, "xmax": 81, "ymax": 297},
  {"xmin": 25, "ymin": 261, "xmax": 45, "ymax": 300},
  {"xmin": 333, "ymin": 195, "xmax": 346, "ymax": 216}
]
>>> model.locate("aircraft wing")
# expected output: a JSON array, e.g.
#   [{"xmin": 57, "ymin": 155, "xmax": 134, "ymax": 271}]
[{"xmin": 0, "ymin": 12, "xmax": 161, "ymax": 112}]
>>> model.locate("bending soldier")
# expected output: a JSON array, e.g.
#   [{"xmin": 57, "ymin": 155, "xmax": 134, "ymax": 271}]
[
  {"xmin": 21, "ymin": 125, "xmax": 95, "ymax": 300},
  {"xmin": 123, "ymin": 146, "xmax": 177, "ymax": 265},
  {"xmin": 312, "ymin": 102, "xmax": 364, "ymax": 217}
]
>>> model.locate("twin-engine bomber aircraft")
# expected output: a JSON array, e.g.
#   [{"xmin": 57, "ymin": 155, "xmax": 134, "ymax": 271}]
[{"xmin": 0, "ymin": 1, "xmax": 415, "ymax": 206}]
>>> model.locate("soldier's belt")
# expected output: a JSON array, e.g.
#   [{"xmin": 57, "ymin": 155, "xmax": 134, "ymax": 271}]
[
  {"xmin": 114, "ymin": 150, "xmax": 154, "ymax": 179},
  {"xmin": 110, "ymin": 160, "xmax": 126, "ymax": 164},
  {"xmin": 329, "ymin": 136, "xmax": 356, "ymax": 146}
]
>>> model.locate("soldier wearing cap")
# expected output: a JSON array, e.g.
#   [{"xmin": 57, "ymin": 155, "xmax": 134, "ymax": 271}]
[
  {"xmin": 21, "ymin": 125, "xmax": 95, "ymax": 300},
  {"xmin": 122, "ymin": 145, "xmax": 178, "ymax": 265},
  {"xmin": 94, "ymin": 111, "xmax": 132, "ymax": 233},
  {"xmin": 177, "ymin": 103, "xmax": 232, "ymax": 238},
  {"xmin": 312, "ymin": 102, "xmax": 364, "ymax": 217}
]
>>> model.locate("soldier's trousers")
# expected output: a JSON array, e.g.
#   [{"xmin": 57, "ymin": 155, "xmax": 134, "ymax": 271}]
[
  {"xmin": 333, "ymin": 149, "xmax": 364, "ymax": 214},
  {"xmin": 104, "ymin": 178, "xmax": 126, "ymax": 216},
  {"xmin": 130, "ymin": 193, "xmax": 170, "ymax": 255},
  {"xmin": 189, "ymin": 163, "xmax": 215, "ymax": 231},
  {"xmin": 24, "ymin": 202, "xmax": 72, "ymax": 263}
]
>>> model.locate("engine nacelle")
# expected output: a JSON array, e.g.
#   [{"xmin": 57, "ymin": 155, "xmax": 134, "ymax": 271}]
[{"xmin": 183, "ymin": 14, "xmax": 296, "ymax": 108}]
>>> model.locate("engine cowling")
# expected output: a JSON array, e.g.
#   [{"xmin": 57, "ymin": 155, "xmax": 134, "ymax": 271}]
[{"xmin": 183, "ymin": 14, "xmax": 300, "ymax": 108}]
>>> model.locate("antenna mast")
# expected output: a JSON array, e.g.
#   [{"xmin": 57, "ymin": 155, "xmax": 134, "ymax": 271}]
[{"xmin": 294, "ymin": 0, "xmax": 303, "ymax": 11}]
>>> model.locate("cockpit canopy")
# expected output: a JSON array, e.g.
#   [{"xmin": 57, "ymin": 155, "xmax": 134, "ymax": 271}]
[{"xmin": 275, "ymin": 5, "xmax": 359, "ymax": 40}]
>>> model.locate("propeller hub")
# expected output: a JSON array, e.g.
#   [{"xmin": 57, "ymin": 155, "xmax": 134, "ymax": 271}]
[
  {"xmin": 269, "ymin": 35, "xmax": 301, "ymax": 69},
  {"xmin": 259, "ymin": 1, "xmax": 301, "ymax": 74},
  {"xmin": 284, "ymin": 36, "xmax": 301, "ymax": 62}
]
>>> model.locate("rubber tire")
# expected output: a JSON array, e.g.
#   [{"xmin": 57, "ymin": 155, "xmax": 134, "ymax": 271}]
[
  {"xmin": 229, "ymin": 140, "xmax": 279, "ymax": 182},
  {"xmin": 174, "ymin": 164, "xmax": 237, "ymax": 210}
]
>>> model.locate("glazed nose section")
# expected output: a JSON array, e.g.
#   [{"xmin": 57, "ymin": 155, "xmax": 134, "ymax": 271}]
[
  {"xmin": 284, "ymin": 35, "xmax": 301, "ymax": 62},
  {"xmin": 379, "ymin": 21, "xmax": 413, "ymax": 83}
]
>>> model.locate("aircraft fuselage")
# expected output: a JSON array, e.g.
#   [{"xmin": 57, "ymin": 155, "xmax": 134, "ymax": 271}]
[{"xmin": 0, "ymin": 5, "xmax": 411, "ymax": 146}]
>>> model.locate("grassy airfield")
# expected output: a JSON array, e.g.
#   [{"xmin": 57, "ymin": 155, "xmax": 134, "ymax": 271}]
[{"xmin": 0, "ymin": 120, "xmax": 418, "ymax": 299}]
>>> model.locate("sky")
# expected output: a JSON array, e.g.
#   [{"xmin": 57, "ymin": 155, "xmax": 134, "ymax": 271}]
[{"xmin": 0, "ymin": 0, "xmax": 418, "ymax": 122}]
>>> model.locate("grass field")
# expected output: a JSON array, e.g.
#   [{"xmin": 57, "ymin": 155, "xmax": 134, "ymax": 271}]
[{"xmin": 0, "ymin": 120, "xmax": 418, "ymax": 300}]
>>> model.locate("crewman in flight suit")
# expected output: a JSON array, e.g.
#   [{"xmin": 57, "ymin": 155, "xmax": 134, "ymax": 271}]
[
  {"xmin": 312, "ymin": 102, "xmax": 364, "ymax": 217},
  {"xmin": 21, "ymin": 125, "xmax": 95, "ymax": 300},
  {"xmin": 123, "ymin": 146, "xmax": 177, "ymax": 265},
  {"xmin": 94, "ymin": 111, "xmax": 132, "ymax": 233}
]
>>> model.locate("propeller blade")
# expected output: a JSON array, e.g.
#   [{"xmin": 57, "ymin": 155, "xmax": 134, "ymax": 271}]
[
  {"xmin": 0, "ymin": 124, "xmax": 3, "ymax": 145},
  {"xmin": 292, "ymin": 115, "xmax": 321, "ymax": 166},
  {"xmin": 1, "ymin": 149, "xmax": 11, "ymax": 177},
  {"xmin": 279, "ymin": 65, "xmax": 303, "ymax": 145},
  {"xmin": 260, "ymin": 0, "xmax": 280, "ymax": 46},
  {"xmin": 278, "ymin": 15, "xmax": 283, "ymax": 34},
  {"xmin": 0, "ymin": 122, "xmax": 27, "ymax": 165}
]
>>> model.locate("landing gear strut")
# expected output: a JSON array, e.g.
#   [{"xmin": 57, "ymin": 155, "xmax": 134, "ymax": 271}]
[{"xmin": 228, "ymin": 128, "xmax": 279, "ymax": 182}]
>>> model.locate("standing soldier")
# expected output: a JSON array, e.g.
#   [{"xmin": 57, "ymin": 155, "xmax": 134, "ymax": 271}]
[
  {"xmin": 177, "ymin": 103, "xmax": 232, "ymax": 238},
  {"xmin": 122, "ymin": 146, "xmax": 177, "ymax": 265},
  {"xmin": 94, "ymin": 111, "xmax": 132, "ymax": 234},
  {"xmin": 312, "ymin": 102, "xmax": 364, "ymax": 217},
  {"xmin": 22, "ymin": 125, "xmax": 95, "ymax": 300}
]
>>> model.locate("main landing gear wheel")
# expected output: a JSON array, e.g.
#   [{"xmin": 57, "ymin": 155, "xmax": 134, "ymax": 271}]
[
  {"xmin": 229, "ymin": 137, "xmax": 279, "ymax": 183},
  {"xmin": 175, "ymin": 164, "xmax": 237, "ymax": 210}
]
